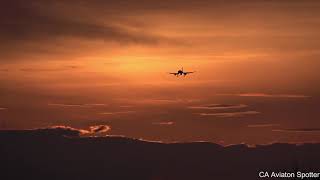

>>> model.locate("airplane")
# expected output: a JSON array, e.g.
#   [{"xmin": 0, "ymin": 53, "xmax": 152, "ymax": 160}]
[{"xmin": 169, "ymin": 67, "xmax": 195, "ymax": 77}]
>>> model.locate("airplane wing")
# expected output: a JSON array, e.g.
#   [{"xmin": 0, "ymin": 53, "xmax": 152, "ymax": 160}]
[
  {"xmin": 184, "ymin": 71, "xmax": 195, "ymax": 74},
  {"xmin": 169, "ymin": 72, "xmax": 178, "ymax": 75}
]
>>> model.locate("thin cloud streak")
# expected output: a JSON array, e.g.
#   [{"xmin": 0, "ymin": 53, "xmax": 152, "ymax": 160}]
[
  {"xmin": 248, "ymin": 124, "xmax": 280, "ymax": 128},
  {"xmin": 19, "ymin": 66, "xmax": 80, "ymax": 72},
  {"xmin": 152, "ymin": 121, "xmax": 174, "ymax": 126},
  {"xmin": 198, "ymin": 111, "xmax": 260, "ymax": 118},
  {"xmin": 99, "ymin": 111, "xmax": 136, "ymax": 115},
  {"xmin": 115, "ymin": 98, "xmax": 200, "ymax": 105},
  {"xmin": 119, "ymin": 105, "xmax": 134, "ymax": 108},
  {"xmin": 217, "ymin": 93, "xmax": 310, "ymax": 98},
  {"xmin": 188, "ymin": 104, "xmax": 247, "ymax": 110},
  {"xmin": 48, "ymin": 103, "xmax": 107, "ymax": 108},
  {"xmin": 272, "ymin": 128, "xmax": 320, "ymax": 133}
]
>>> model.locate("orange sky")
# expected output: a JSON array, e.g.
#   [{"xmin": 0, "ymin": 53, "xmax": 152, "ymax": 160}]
[{"xmin": 1, "ymin": 0, "xmax": 320, "ymax": 144}]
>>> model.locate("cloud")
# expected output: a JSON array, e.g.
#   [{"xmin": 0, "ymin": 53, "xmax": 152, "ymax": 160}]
[
  {"xmin": 38, "ymin": 125, "xmax": 111, "ymax": 137},
  {"xmin": 0, "ymin": 1, "xmax": 181, "ymax": 61},
  {"xmin": 89, "ymin": 125, "xmax": 111, "ymax": 134},
  {"xmin": 37, "ymin": 126, "xmax": 90, "ymax": 137},
  {"xmin": 152, "ymin": 121, "xmax": 174, "ymax": 126},
  {"xmin": 116, "ymin": 98, "xmax": 200, "ymax": 105},
  {"xmin": 0, "ymin": 2, "xmax": 162, "ymax": 44},
  {"xmin": 99, "ymin": 111, "xmax": 136, "ymax": 115},
  {"xmin": 198, "ymin": 111, "xmax": 260, "ymax": 118},
  {"xmin": 20, "ymin": 66, "xmax": 80, "ymax": 72},
  {"xmin": 272, "ymin": 128, "xmax": 320, "ymax": 133},
  {"xmin": 2, "ymin": 0, "xmax": 320, "ymax": 63},
  {"xmin": 0, "ymin": 107, "xmax": 8, "ymax": 110},
  {"xmin": 217, "ymin": 93, "xmax": 310, "ymax": 98},
  {"xmin": 248, "ymin": 124, "xmax": 280, "ymax": 128},
  {"xmin": 141, "ymin": 99, "xmax": 184, "ymax": 104},
  {"xmin": 188, "ymin": 104, "xmax": 247, "ymax": 110},
  {"xmin": 119, "ymin": 105, "xmax": 134, "ymax": 108},
  {"xmin": 48, "ymin": 103, "xmax": 107, "ymax": 108},
  {"xmin": 191, "ymin": 103, "xmax": 259, "ymax": 118}
]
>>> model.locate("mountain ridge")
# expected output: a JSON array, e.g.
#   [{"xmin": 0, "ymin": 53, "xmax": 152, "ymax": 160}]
[{"xmin": 1, "ymin": 128, "xmax": 319, "ymax": 180}]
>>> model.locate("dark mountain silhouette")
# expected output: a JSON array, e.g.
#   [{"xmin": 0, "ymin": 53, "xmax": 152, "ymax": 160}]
[{"xmin": 0, "ymin": 128, "xmax": 319, "ymax": 180}]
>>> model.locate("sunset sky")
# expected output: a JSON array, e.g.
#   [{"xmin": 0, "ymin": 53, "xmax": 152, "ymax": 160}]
[{"xmin": 1, "ymin": 0, "xmax": 320, "ymax": 144}]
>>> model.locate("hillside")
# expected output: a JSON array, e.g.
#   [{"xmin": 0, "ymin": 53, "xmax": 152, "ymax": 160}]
[{"xmin": 0, "ymin": 128, "xmax": 319, "ymax": 180}]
